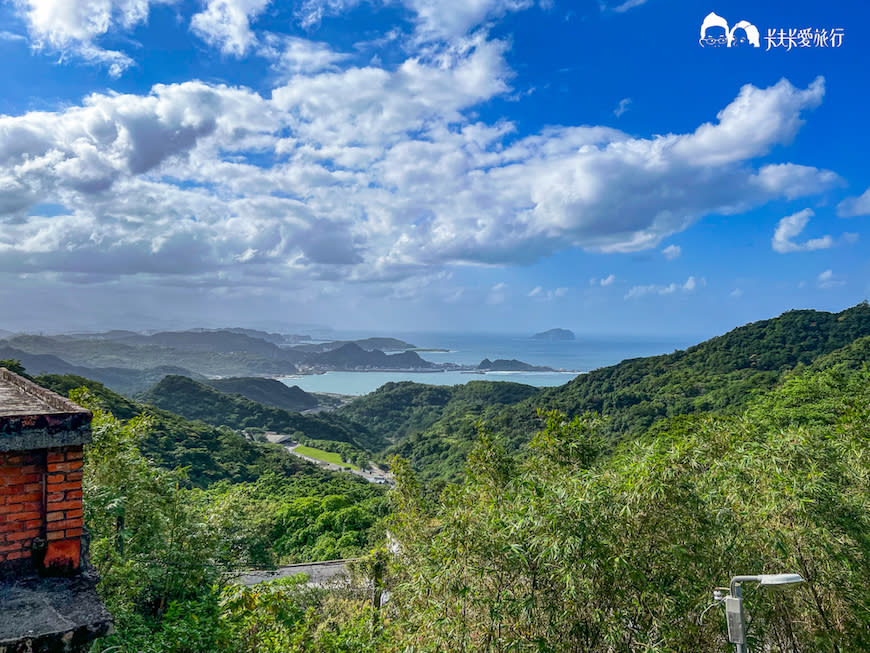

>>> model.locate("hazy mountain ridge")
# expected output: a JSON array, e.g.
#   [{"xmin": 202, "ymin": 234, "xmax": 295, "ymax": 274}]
[
  {"xmin": 302, "ymin": 343, "xmax": 437, "ymax": 371},
  {"xmin": 0, "ymin": 344, "xmax": 205, "ymax": 395},
  {"xmin": 290, "ymin": 337, "xmax": 416, "ymax": 353}
]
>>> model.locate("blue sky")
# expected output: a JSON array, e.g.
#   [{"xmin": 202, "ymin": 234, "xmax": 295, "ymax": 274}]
[{"xmin": 0, "ymin": 0, "xmax": 868, "ymax": 337}]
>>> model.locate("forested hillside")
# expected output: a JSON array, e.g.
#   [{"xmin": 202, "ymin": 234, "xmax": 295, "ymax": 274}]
[
  {"xmin": 386, "ymin": 362, "xmax": 870, "ymax": 651},
  {"xmin": 21, "ymin": 307, "xmax": 866, "ymax": 652},
  {"xmin": 203, "ymin": 377, "xmax": 319, "ymax": 412},
  {"xmin": 140, "ymin": 375, "xmax": 381, "ymax": 451},
  {"xmin": 348, "ymin": 303, "xmax": 870, "ymax": 479}
]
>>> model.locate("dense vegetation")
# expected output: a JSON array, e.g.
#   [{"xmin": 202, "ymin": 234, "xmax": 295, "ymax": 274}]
[
  {"xmin": 384, "ymin": 364, "xmax": 870, "ymax": 651},
  {"xmin": 204, "ymin": 377, "xmax": 319, "ymax": 412},
  {"xmin": 6, "ymin": 304, "xmax": 870, "ymax": 651},
  {"xmin": 35, "ymin": 374, "xmax": 344, "ymax": 487},
  {"xmin": 344, "ymin": 303, "xmax": 870, "ymax": 479},
  {"xmin": 338, "ymin": 380, "xmax": 540, "ymax": 479},
  {"xmin": 140, "ymin": 375, "xmax": 382, "ymax": 451},
  {"xmin": 73, "ymin": 392, "xmax": 387, "ymax": 652}
]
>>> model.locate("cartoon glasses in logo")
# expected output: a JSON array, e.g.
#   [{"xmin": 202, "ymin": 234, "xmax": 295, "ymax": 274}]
[{"xmin": 700, "ymin": 12, "xmax": 760, "ymax": 48}]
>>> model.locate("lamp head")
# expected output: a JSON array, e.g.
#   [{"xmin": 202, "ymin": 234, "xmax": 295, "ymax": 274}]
[{"xmin": 758, "ymin": 573, "xmax": 804, "ymax": 586}]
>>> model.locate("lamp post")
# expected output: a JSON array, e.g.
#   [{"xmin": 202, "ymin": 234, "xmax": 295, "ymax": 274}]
[{"xmin": 717, "ymin": 573, "xmax": 804, "ymax": 653}]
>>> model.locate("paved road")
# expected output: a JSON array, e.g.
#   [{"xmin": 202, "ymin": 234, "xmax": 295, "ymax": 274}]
[
  {"xmin": 263, "ymin": 434, "xmax": 394, "ymax": 485},
  {"xmin": 238, "ymin": 560, "xmax": 352, "ymax": 587}
]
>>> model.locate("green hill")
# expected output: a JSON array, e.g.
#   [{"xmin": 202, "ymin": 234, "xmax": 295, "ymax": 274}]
[
  {"xmin": 204, "ymin": 377, "xmax": 319, "ymax": 412},
  {"xmin": 140, "ymin": 375, "xmax": 381, "ymax": 451},
  {"xmin": 33, "ymin": 373, "xmax": 315, "ymax": 487},
  {"xmin": 305, "ymin": 342, "xmax": 436, "ymax": 370},
  {"xmin": 355, "ymin": 303, "xmax": 870, "ymax": 479},
  {"xmin": 389, "ymin": 361, "xmax": 870, "ymax": 651}
]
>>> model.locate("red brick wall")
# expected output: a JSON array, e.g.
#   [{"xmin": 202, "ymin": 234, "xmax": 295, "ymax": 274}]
[
  {"xmin": 45, "ymin": 446, "xmax": 83, "ymax": 572},
  {"xmin": 0, "ymin": 450, "xmax": 44, "ymax": 565},
  {"xmin": 0, "ymin": 445, "xmax": 84, "ymax": 571}
]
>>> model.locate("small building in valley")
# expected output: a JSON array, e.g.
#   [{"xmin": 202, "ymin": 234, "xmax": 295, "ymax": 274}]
[{"xmin": 0, "ymin": 367, "xmax": 112, "ymax": 653}]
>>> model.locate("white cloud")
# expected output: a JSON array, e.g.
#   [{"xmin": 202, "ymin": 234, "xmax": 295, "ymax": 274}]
[
  {"xmin": 295, "ymin": 0, "xmax": 362, "ymax": 30},
  {"xmin": 529, "ymin": 285, "xmax": 567, "ymax": 300},
  {"xmin": 11, "ymin": 0, "xmax": 174, "ymax": 75},
  {"xmin": 613, "ymin": 97, "xmax": 631, "ymax": 117},
  {"xmin": 0, "ymin": 31, "xmax": 28, "ymax": 42},
  {"xmin": 816, "ymin": 269, "xmax": 844, "ymax": 289},
  {"xmin": 404, "ymin": 0, "xmax": 534, "ymax": 42},
  {"xmin": 190, "ymin": 0, "xmax": 270, "ymax": 56},
  {"xmin": 487, "ymin": 281, "xmax": 508, "ymax": 304},
  {"xmin": 662, "ymin": 244, "xmax": 681, "ymax": 260},
  {"xmin": 625, "ymin": 276, "xmax": 700, "ymax": 299},
  {"xmin": 296, "ymin": 0, "xmax": 536, "ymax": 41},
  {"xmin": 0, "ymin": 54, "xmax": 841, "ymax": 294},
  {"xmin": 258, "ymin": 34, "xmax": 349, "ymax": 75},
  {"xmin": 589, "ymin": 276, "xmax": 615, "ymax": 286},
  {"xmin": 730, "ymin": 288, "xmax": 743, "ymax": 298},
  {"xmin": 772, "ymin": 209, "xmax": 834, "ymax": 253},
  {"xmin": 837, "ymin": 186, "xmax": 870, "ymax": 217},
  {"xmin": 601, "ymin": 0, "xmax": 649, "ymax": 13}
]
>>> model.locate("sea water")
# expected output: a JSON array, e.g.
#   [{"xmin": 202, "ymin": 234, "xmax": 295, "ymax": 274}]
[{"xmin": 280, "ymin": 332, "xmax": 695, "ymax": 396}]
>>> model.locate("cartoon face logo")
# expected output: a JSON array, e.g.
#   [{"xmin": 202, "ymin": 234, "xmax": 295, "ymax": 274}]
[
  {"xmin": 729, "ymin": 20, "xmax": 760, "ymax": 48},
  {"xmin": 700, "ymin": 12, "xmax": 760, "ymax": 48},
  {"xmin": 700, "ymin": 12, "xmax": 728, "ymax": 47}
]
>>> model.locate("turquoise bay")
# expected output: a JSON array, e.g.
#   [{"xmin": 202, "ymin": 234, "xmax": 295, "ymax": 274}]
[{"xmin": 280, "ymin": 332, "xmax": 695, "ymax": 396}]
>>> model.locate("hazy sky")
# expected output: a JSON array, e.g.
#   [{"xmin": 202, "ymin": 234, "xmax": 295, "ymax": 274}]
[{"xmin": 0, "ymin": 0, "xmax": 868, "ymax": 336}]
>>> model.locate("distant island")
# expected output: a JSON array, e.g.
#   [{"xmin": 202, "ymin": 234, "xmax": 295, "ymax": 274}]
[
  {"xmin": 478, "ymin": 358, "xmax": 556, "ymax": 372},
  {"xmin": 532, "ymin": 328, "xmax": 575, "ymax": 341}
]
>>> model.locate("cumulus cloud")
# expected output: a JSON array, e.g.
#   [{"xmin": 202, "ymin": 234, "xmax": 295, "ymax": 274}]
[
  {"xmin": 258, "ymin": 33, "xmax": 350, "ymax": 75},
  {"xmin": 625, "ymin": 276, "xmax": 701, "ymax": 299},
  {"xmin": 662, "ymin": 244, "xmax": 680, "ymax": 260},
  {"xmin": 837, "ymin": 186, "xmax": 870, "ymax": 217},
  {"xmin": 191, "ymin": 0, "xmax": 270, "ymax": 56},
  {"xmin": 11, "ymin": 0, "xmax": 174, "ymax": 75},
  {"xmin": 772, "ymin": 209, "xmax": 834, "ymax": 253},
  {"xmin": 0, "ymin": 53, "xmax": 841, "ymax": 294}
]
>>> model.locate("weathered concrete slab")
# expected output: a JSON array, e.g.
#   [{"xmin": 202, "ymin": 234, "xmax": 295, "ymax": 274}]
[
  {"xmin": 0, "ymin": 369, "xmax": 91, "ymax": 451},
  {"xmin": 0, "ymin": 572, "xmax": 113, "ymax": 653},
  {"xmin": 239, "ymin": 560, "xmax": 351, "ymax": 587}
]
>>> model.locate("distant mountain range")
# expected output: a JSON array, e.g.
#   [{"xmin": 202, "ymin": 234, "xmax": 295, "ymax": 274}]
[
  {"xmin": 290, "ymin": 337, "xmax": 416, "ymax": 353},
  {"xmin": 301, "ymin": 343, "xmax": 437, "ymax": 371},
  {"xmin": 0, "ymin": 328, "xmax": 555, "ymax": 395}
]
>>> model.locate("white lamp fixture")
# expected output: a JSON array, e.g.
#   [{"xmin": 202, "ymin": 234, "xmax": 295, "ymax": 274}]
[{"xmin": 715, "ymin": 573, "xmax": 804, "ymax": 653}]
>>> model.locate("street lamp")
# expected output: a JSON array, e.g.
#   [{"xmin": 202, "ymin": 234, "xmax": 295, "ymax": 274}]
[{"xmin": 714, "ymin": 573, "xmax": 804, "ymax": 653}]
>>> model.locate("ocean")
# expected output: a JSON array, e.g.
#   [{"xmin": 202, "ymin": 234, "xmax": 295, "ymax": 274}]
[{"xmin": 280, "ymin": 332, "xmax": 696, "ymax": 397}]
